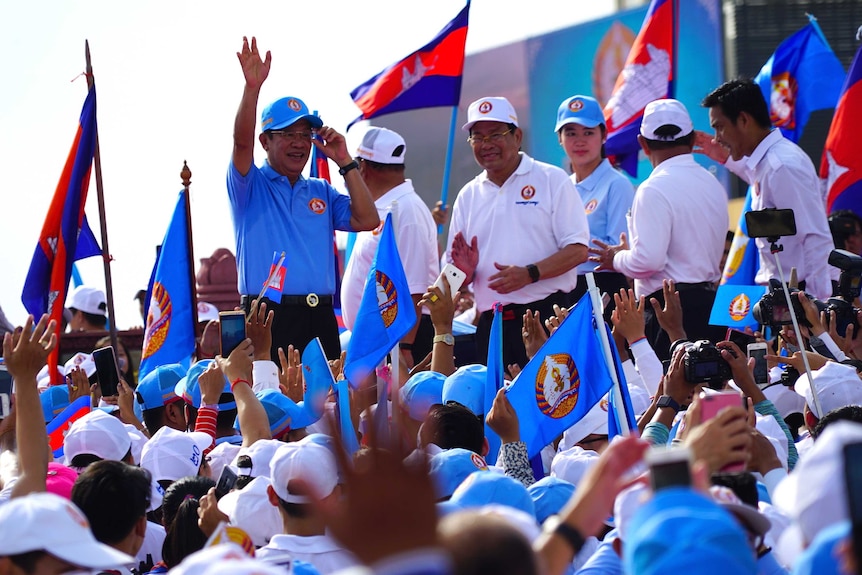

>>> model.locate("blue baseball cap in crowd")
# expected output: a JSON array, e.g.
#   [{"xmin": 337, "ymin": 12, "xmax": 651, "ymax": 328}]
[
  {"xmin": 134, "ymin": 364, "xmax": 187, "ymax": 420},
  {"xmin": 234, "ymin": 389, "xmax": 303, "ymax": 438},
  {"xmin": 554, "ymin": 95, "xmax": 606, "ymax": 132},
  {"xmin": 624, "ymin": 488, "xmax": 757, "ymax": 575},
  {"xmin": 429, "ymin": 448, "xmax": 489, "ymax": 500},
  {"xmin": 450, "ymin": 471, "xmax": 536, "ymax": 518},
  {"xmin": 260, "ymin": 96, "xmax": 323, "ymax": 132},
  {"xmin": 400, "ymin": 371, "xmax": 446, "ymax": 422},
  {"xmin": 40, "ymin": 385, "xmax": 70, "ymax": 424},
  {"xmin": 175, "ymin": 360, "xmax": 236, "ymax": 411},
  {"xmin": 527, "ymin": 476, "xmax": 576, "ymax": 524},
  {"xmin": 442, "ymin": 364, "xmax": 487, "ymax": 416}
]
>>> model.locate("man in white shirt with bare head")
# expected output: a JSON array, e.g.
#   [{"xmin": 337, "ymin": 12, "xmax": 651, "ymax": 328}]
[
  {"xmin": 590, "ymin": 99, "xmax": 728, "ymax": 360},
  {"xmin": 446, "ymin": 96, "xmax": 590, "ymax": 369}
]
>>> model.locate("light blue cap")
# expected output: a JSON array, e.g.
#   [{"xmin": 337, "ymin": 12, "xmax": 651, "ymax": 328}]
[
  {"xmin": 442, "ymin": 364, "xmax": 486, "ymax": 416},
  {"xmin": 40, "ymin": 385, "xmax": 70, "ymax": 423},
  {"xmin": 429, "ymin": 448, "xmax": 489, "ymax": 500},
  {"xmin": 261, "ymin": 96, "xmax": 323, "ymax": 132},
  {"xmin": 135, "ymin": 364, "xmax": 186, "ymax": 420},
  {"xmin": 401, "ymin": 371, "xmax": 445, "ymax": 422},
  {"xmin": 527, "ymin": 476, "xmax": 576, "ymax": 524},
  {"xmin": 451, "ymin": 471, "xmax": 536, "ymax": 517},
  {"xmin": 554, "ymin": 95, "xmax": 606, "ymax": 132},
  {"xmin": 175, "ymin": 360, "xmax": 235, "ymax": 411}
]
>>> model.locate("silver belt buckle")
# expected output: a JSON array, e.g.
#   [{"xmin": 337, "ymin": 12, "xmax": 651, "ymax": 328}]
[{"xmin": 306, "ymin": 293, "xmax": 320, "ymax": 308}]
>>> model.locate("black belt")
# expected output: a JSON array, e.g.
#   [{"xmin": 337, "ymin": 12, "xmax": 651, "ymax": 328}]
[
  {"xmin": 241, "ymin": 294, "xmax": 333, "ymax": 308},
  {"xmin": 646, "ymin": 282, "xmax": 714, "ymax": 301}
]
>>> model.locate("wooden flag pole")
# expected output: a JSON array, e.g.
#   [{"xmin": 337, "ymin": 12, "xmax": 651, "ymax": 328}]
[
  {"xmin": 85, "ymin": 40, "xmax": 119, "ymax": 355},
  {"xmin": 181, "ymin": 162, "xmax": 201, "ymax": 338}
]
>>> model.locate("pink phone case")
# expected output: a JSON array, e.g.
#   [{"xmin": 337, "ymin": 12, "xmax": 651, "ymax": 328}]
[{"xmin": 700, "ymin": 391, "xmax": 746, "ymax": 472}]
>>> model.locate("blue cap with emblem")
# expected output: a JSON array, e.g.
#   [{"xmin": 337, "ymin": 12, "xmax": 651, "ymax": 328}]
[
  {"xmin": 260, "ymin": 96, "xmax": 324, "ymax": 132},
  {"xmin": 554, "ymin": 95, "xmax": 606, "ymax": 132}
]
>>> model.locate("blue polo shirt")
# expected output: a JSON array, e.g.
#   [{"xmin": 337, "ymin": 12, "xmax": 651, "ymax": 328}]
[
  {"xmin": 227, "ymin": 161, "xmax": 353, "ymax": 296},
  {"xmin": 574, "ymin": 159, "xmax": 635, "ymax": 274}
]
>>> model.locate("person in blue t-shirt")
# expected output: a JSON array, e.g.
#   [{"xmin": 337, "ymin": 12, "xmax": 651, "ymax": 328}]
[
  {"xmin": 555, "ymin": 95, "xmax": 635, "ymax": 318},
  {"xmin": 229, "ymin": 37, "xmax": 378, "ymax": 360}
]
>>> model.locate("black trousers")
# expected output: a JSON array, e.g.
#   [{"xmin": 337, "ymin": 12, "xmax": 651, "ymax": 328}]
[
  {"xmin": 476, "ymin": 291, "xmax": 572, "ymax": 371},
  {"xmin": 643, "ymin": 283, "xmax": 727, "ymax": 362},
  {"xmin": 241, "ymin": 295, "xmax": 341, "ymax": 360}
]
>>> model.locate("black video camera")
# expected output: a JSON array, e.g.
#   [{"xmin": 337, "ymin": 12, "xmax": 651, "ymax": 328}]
[
  {"xmin": 752, "ymin": 279, "xmax": 820, "ymax": 330},
  {"xmin": 824, "ymin": 249, "xmax": 862, "ymax": 338},
  {"xmin": 683, "ymin": 340, "xmax": 732, "ymax": 389}
]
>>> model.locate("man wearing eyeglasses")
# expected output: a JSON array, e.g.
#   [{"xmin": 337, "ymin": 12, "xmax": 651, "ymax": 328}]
[
  {"xmin": 228, "ymin": 37, "xmax": 378, "ymax": 361},
  {"xmin": 445, "ymin": 96, "xmax": 590, "ymax": 370}
]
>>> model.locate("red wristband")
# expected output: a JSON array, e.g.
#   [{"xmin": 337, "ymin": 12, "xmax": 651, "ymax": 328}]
[
  {"xmin": 629, "ymin": 336, "xmax": 647, "ymax": 346},
  {"xmin": 230, "ymin": 378, "xmax": 251, "ymax": 393}
]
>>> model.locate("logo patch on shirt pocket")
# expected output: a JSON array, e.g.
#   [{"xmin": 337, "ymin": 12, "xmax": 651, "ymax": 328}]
[{"xmin": 308, "ymin": 198, "xmax": 327, "ymax": 214}]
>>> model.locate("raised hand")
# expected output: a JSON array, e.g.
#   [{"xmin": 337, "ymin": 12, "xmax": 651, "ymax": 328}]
[
  {"xmin": 486, "ymin": 387, "xmax": 520, "ymax": 444},
  {"xmin": 522, "ymin": 309, "xmax": 547, "ymax": 360},
  {"xmin": 245, "ymin": 298, "xmax": 273, "ymax": 361},
  {"xmin": 611, "ymin": 289, "xmax": 646, "ymax": 344},
  {"xmin": 277, "ymin": 345, "xmax": 303, "ymax": 402},
  {"xmin": 236, "ymin": 36, "xmax": 271, "ymax": 89},
  {"xmin": 649, "ymin": 279, "xmax": 686, "ymax": 342},
  {"xmin": 693, "ymin": 130, "xmax": 729, "ymax": 164},
  {"xmin": 313, "ymin": 125, "xmax": 352, "ymax": 166},
  {"xmin": 3, "ymin": 314, "xmax": 56, "ymax": 382},
  {"xmin": 587, "ymin": 233, "xmax": 628, "ymax": 272},
  {"xmin": 450, "ymin": 232, "xmax": 478, "ymax": 283},
  {"xmin": 544, "ymin": 304, "xmax": 569, "ymax": 337}
]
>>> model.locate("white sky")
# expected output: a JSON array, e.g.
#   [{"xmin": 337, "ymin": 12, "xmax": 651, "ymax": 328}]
[{"xmin": 0, "ymin": 0, "xmax": 618, "ymax": 330}]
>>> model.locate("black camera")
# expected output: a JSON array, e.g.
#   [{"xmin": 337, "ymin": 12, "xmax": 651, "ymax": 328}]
[
  {"xmin": 824, "ymin": 250, "xmax": 862, "ymax": 338},
  {"xmin": 683, "ymin": 340, "xmax": 733, "ymax": 388},
  {"xmin": 752, "ymin": 279, "xmax": 819, "ymax": 330},
  {"xmin": 779, "ymin": 365, "xmax": 800, "ymax": 388}
]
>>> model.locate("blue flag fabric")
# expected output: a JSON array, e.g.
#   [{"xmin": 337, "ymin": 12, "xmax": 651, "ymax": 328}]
[
  {"xmin": 755, "ymin": 18, "xmax": 845, "ymax": 144},
  {"xmin": 295, "ymin": 337, "xmax": 335, "ymax": 429},
  {"xmin": 139, "ymin": 191, "xmax": 195, "ymax": 380},
  {"xmin": 335, "ymin": 377, "xmax": 360, "ymax": 456},
  {"xmin": 263, "ymin": 251, "xmax": 287, "ymax": 301},
  {"xmin": 605, "ymin": 323, "xmax": 638, "ymax": 440},
  {"xmin": 47, "ymin": 396, "xmax": 91, "ymax": 460},
  {"xmin": 483, "ymin": 302, "xmax": 503, "ymax": 465},
  {"xmin": 506, "ymin": 295, "xmax": 616, "ymax": 458},
  {"xmin": 344, "ymin": 213, "xmax": 417, "ymax": 387},
  {"xmin": 709, "ymin": 284, "xmax": 768, "ymax": 329}
]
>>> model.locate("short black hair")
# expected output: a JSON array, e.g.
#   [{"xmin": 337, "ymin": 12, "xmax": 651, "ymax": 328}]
[
  {"xmin": 69, "ymin": 307, "xmax": 108, "ymax": 328},
  {"xmin": 702, "ymin": 79, "xmax": 771, "ymax": 129},
  {"xmin": 8, "ymin": 551, "xmax": 49, "ymax": 573},
  {"xmin": 359, "ymin": 157, "xmax": 406, "ymax": 173},
  {"xmin": 71, "ymin": 460, "xmax": 151, "ymax": 545},
  {"xmin": 421, "ymin": 402, "xmax": 484, "ymax": 455},
  {"xmin": 813, "ymin": 405, "xmax": 862, "ymax": 439},
  {"xmin": 642, "ymin": 129, "xmax": 695, "ymax": 151},
  {"xmin": 142, "ymin": 405, "xmax": 166, "ymax": 436}
]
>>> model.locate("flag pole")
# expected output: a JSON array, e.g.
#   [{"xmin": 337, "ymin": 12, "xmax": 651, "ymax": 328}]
[
  {"xmin": 85, "ymin": 40, "xmax": 119, "ymax": 354},
  {"xmin": 585, "ymin": 272, "xmax": 630, "ymax": 436},
  {"xmin": 436, "ymin": 106, "xmax": 458, "ymax": 236},
  {"xmin": 181, "ymin": 162, "xmax": 200, "ymax": 337}
]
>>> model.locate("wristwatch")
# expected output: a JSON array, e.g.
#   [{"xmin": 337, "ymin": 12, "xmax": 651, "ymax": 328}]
[
  {"xmin": 433, "ymin": 333, "xmax": 455, "ymax": 346},
  {"xmin": 656, "ymin": 395, "xmax": 681, "ymax": 413},
  {"xmin": 543, "ymin": 515, "xmax": 585, "ymax": 553}
]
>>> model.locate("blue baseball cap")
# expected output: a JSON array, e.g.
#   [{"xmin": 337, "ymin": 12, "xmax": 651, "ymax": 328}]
[
  {"xmin": 624, "ymin": 488, "xmax": 756, "ymax": 575},
  {"xmin": 40, "ymin": 385, "xmax": 70, "ymax": 424},
  {"xmin": 174, "ymin": 360, "xmax": 236, "ymax": 411},
  {"xmin": 234, "ymin": 389, "xmax": 304, "ymax": 438},
  {"xmin": 450, "ymin": 471, "xmax": 536, "ymax": 518},
  {"xmin": 554, "ymin": 95, "xmax": 606, "ymax": 132},
  {"xmin": 527, "ymin": 476, "xmax": 576, "ymax": 524},
  {"xmin": 442, "ymin": 364, "xmax": 487, "ymax": 416},
  {"xmin": 400, "ymin": 371, "xmax": 445, "ymax": 422},
  {"xmin": 429, "ymin": 448, "xmax": 489, "ymax": 500},
  {"xmin": 260, "ymin": 96, "xmax": 323, "ymax": 132},
  {"xmin": 135, "ymin": 364, "xmax": 186, "ymax": 418}
]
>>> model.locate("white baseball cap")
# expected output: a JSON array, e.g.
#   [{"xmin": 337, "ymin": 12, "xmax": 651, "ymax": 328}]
[
  {"xmin": 355, "ymin": 127, "xmax": 407, "ymax": 165},
  {"xmin": 639, "ymin": 98, "xmax": 694, "ymax": 141},
  {"xmin": 64, "ymin": 409, "xmax": 134, "ymax": 465},
  {"xmin": 63, "ymin": 352, "xmax": 96, "ymax": 378},
  {"xmin": 0, "ymin": 492, "xmax": 134, "ymax": 568},
  {"xmin": 269, "ymin": 441, "xmax": 338, "ymax": 503},
  {"xmin": 233, "ymin": 438, "xmax": 284, "ymax": 480},
  {"xmin": 794, "ymin": 361, "xmax": 862, "ymax": 418},
  {"xmin": 557, "ymin": 400, "xmax": 609, "ymax": 452},
  {"xmin": 141, "ymin": 426, "xmax": 212, "ymax": 483},
  {"xmin": 66, "ymin": 285, "xmax": 107, "ymax": 316},
  {"xmin": 169, "ymin": 543, "xmax": 277, "ymax": 575},
  {"xmin": 550, "ymin": 445, "xmax": 600, "ymax": 487},
  {"xmin": 197, "ymin": 301, "xmax": 220, "ymax": 323},
  {"xmin": 218, "ymin": 476, "xmax": 283, "ymax": 548},
  {"xmin": 37, "ymin": 364, "xmax": 64, "ymax": 390},
  {"xmin": 461, "ymin": 96, "xmax": 519, "ymax": 132}
]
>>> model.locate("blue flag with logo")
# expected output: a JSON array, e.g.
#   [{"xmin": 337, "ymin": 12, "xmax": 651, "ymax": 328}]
[
  {"xmin": 709, "ymin": 284, "xmax": 768, "ymax": 329},
  {"xmin": 344, "ymin": 213, "xmax": 417, "ymax": 388},
  {"xmin": 506, "ymin": 295, "xmax": 615, "ymax": 458},
  {"xmin": 605, "ymin": 322, "xmax": 638, "ymax": 440},
  {"xmin": 293, "ymin": 337, "xmax": 334, "ymax": 428},
  {"xmin": 335, "ymin": 377, "xmax": 361, "ymax": 456},
  {"xmin": 483, "ymin": 302, "xmax": 503, "ymax": 465},
  {"xmin": 139, "ymin": 191, "xmax": 195, "ymax": 380}
]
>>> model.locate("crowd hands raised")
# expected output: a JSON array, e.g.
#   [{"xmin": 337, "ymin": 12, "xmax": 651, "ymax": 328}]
[{"xmin": 5, "ymin": 37, "xmax": 862, "ymax": 575}]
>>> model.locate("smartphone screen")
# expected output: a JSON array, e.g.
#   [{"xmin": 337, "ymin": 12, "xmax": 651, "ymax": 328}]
[
  {"xmin": 844, "ymin": 442, "xmax": 862, "ymax": 565},
  {"xmin": 215, "ymin": 464, "xmax": 238, "ymax": 499},
  {"xmin": 726, "ymin": 328, "xmax": 756, "ymax": 350},
  {"xmin": 646, "ymin": 448, "xmax": 692, "ymax": 492},
  {"xmin": 745, "ymin": 208, "xmax": 797, "ymax": 239},
  {"xmin": 0, "ymin": 366, "xmax": 12, "ymax": 419},
  {"xmin": 748, "ymin": 343, "xmax": 769, "ymax": 387},
  {"xmin": 92, "ymin": 346, "xmax": 120, "ymax": 397},
  {"xmin": 219, "ymin": 311, "xmax": 247, "ymax": 357}
]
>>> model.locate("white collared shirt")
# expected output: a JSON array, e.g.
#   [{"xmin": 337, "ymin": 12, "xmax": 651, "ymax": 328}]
[
  {"xmin": 613, "ymin": 154, "xmax": 728, "ymax": 298},
  {"xmin": 725, "ymin": 130, "xmax": 834, "ymax": 299},
  {"xmin": 446, "ymin": 153, "xmax": 590, "ymax": 312}
]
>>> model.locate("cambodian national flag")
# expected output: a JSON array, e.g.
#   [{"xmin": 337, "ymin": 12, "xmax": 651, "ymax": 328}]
[
  {"xmin": 822, "ymin": 44, "xmax": 862, "ymax": 215},
  {"xmin": 603, "ymin": 0, "xmax": 676, "ymax": 177},
  {"xmin": 139, "ymin": 190, "xmax": 196, "ymax": 380},
  {"xmin": 348, "ymin": 2, "xmax": 470, "ymax": 128},
  {"xmin": 506, "ymin": 295, "xmax": 615, "ymax": 458},
  {"xmin": 344, "ymin": 213, "xmax": 416, "ymax": 388},
  {"xmin": 47, "ymin": 396, "xmax": 91, "ymax": 459},
  {"xmin": 22, "ymin": 86, "xmax": 101, "ymax": 382}
]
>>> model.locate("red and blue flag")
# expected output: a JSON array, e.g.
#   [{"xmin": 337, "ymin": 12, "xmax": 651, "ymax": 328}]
[
  {"xmin": 603, "ymin": 0, "xmax": 676, "ymax": 177},
  {"xmin": 22, "ymin": 86, "xmax": 101, "ymax": 380},
  {"xmin": 348, "ymin": 2, "xmax": 470, "ymax": 128},
  {"xmin": 47, "ymin": 396, "xmax": 91, "ymax": 459},
  {"xmin": 822, "ymin": 44, "xmax": 862, "ymax": 215}
]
